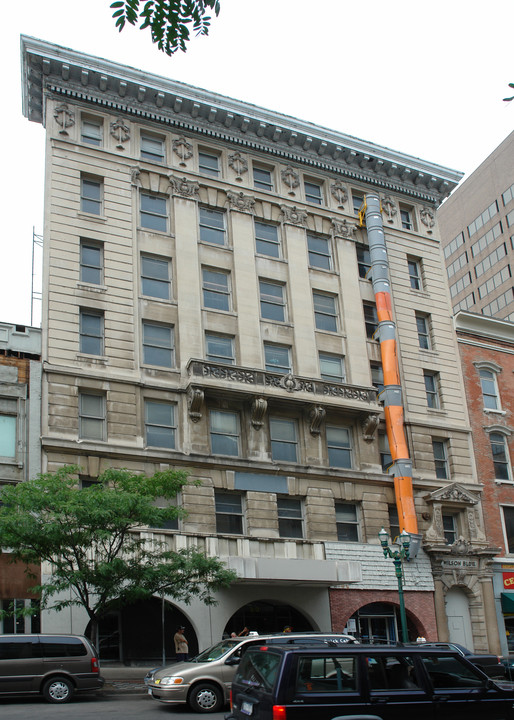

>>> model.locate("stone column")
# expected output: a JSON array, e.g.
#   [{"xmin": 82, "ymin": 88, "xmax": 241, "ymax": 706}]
[
  {"xmin": 480, "ymin": 576, "xmax": 502, "ymax": 654},
  {"xmin": 433, "ymin": 577, "xmax": 449, "ymax": 641}
]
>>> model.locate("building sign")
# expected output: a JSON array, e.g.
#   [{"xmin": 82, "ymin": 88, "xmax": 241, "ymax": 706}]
[
  {"xmin": 503, "ymin": 572, "xmax": 514, "ymax": 590},
  {"xmin": 441, "ymin": 558, "xmax": 478, "ymax": 569}
]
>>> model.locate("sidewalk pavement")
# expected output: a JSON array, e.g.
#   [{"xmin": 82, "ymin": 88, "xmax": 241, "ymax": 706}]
[{"xmin": 100, "ymin": 664, "xmax": 157, "ymax": 695}]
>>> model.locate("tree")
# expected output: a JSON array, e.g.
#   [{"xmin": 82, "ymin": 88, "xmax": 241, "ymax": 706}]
[
  {"xmin": 111, "ymin": 0, "xmax": 221, "ymax": 56},
  {"xmin": 0, "ymin": 465, "xmax": 235, "ymax": 644}
]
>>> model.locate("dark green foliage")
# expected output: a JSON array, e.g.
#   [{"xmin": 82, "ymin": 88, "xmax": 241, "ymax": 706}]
[
  {"xmin": 503, "ymin": 82, "xmax": 514, "ymax": 102},
  {"xmin": 111, "ymin": 0, "xmax": 221, "ymax": 56}
]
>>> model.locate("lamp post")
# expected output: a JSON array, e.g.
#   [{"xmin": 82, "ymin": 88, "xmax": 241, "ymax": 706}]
[{"xmin": 378, "ymin": 527, "xmax": 410, "ymax": 643}]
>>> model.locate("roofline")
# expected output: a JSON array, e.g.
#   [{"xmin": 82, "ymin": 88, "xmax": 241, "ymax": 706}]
[{"xmin": 454, "ymin": 310, "xmax": 514, "ymax": 343}]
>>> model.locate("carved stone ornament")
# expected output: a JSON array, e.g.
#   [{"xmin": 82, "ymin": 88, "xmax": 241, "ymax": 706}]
[
  {"xmin": 362, "ymin": 413, "xmax": 379, "ymax": 442},
  {"xmin": 330, "ymin": 181, "xmax": 348, "ymax": 208},
  {"xmin": 420, "ymin": 207, "xmax": 435, "ymax": 231},
  {"xmin": 308, "ymin": 405, "xmax": 326, "ymax": 436},
  {"xmin": 228, "ymin": 152, "xmax": 248, "ymax": 181},
  {"xmin": 187, "ymin": 387, "xmax": 204, "ymax": 423},
  {"xmin": 54, "ymin": 103, "xmax": 75, "ymax": 135},
  {"xmin": 110, "ymin": 118, "xmax": 130, "ymax": 149},
  {"xmin": 251, "ymin": 397, "xmax": 267, "ymax": 430},
  {"xmin": 450, "ymin": 537, "xmax": 473, "ymax": 555},
  {"xmin": 331, "ymin": 218, "xmax": 357, "ymax": 239},
  {"xmin": 426, "ymin": 483, "xmax": 478, "ymax": 506},
  {"xmin": 168, "ymin": 175, "xmax": 200, "ymax": 200},
  {"xmin": 281, "ymin": 165, "xmax": 300, "ymax": 195},
  {"xmin": 130, "ymin": 166, "xmax": 141, "ymax": 187},
  {"xmin": 381, "ymin": 196, "xmax": 397, "ymax": 223},
  {"xmin": 280, "ymin": 205, "xmax": 308, "ymax": 227},
  {"xmin": 227, "ymin": 191, "xmax": 255, "ymax": 214},
  {"xmin": 172, "ymin": 136, "xmax": 193, "ymax": 167}
]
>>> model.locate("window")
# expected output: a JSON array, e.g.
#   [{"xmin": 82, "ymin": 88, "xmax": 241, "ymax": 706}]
[
  {"xmin": 142, "ymin": 322, "xmax": 174, "ymax": 367},
  {"xmin": 478, "ymin": 265, "xmax": 511, "ymax": 298},
  {"xmin": 479, "ymin": 367, "xmax": 500, "ymax": 410},
  {"xmin": 264, "ymin": 343, "xmax": 291, "ymax": 374},
  {"xmin": 442, "ymin": 514, "xmax": 457, "ymax": 544},
  {"xmin": 79, "ymin": 393, "xmax": 105, "ymax": 440},
  {"xmin": 199, "ymin": 207, "xmax": 226, "ymax": 246},
  {"xmin": 307, "ymin": 234, "xmax": 332, "ymax": 270},
  {"xmin": 304, "ymin": 179, "xmax": 323, "ymax": 205},
  {"xmin": 202, "ymin": 268, "xmax": 231, "ymax": 311},
  {"xmin": 407, "ymin": 258, "xmax": 422, "ymax": 290},
  {"xmin": 424, "ymin": 371, "xmax": 440, "ymax": 409},
  {"xmin": 141, "ymin": 134, "xmax": 165, "ymax": 163},
  {"xmin": 313, "ymin": 292, "xmax": 338, "ymax": 332},
  {"xmin": 277, "ymin": 497, "xmax": 303, "ymax": 538},
  {"xmin": 0, "ymin": 415, "xmax": 16, "ymax": 457},
  {"xmin": 141, "ymin": 256, "xmax": 171, "ymax": 300},
  {"xmin": 399, "ymin": 205, "xmax": 413, "ymax": 230},
  {"xmin": 490, "ymin": 432, "xmax": 511, "ymax": 481},
  {"xmin": 356, "ymin": 244, "xmax": 371, "ymax": 279},
  {"xmin": 215, "ymin": 492, "xmax": 243, "ymax": 534},
  {"xmin": 416, "ymin": 313, "xmax": 431, "ymax": 350},
  {"xmin": 80, "ymin": 176, "xmax": 102, "ymax": 215},
  {"xmin": 270, "ymin": 418, "xmax": 298, "ymax": 462},
  {"xmin": 444, "ymin": 232, "xmax": 465, "ymax": 260},
  {"xmin": 432, "ymin": 439, "xmax": 449, "ymax": 480},
  {"xmin": 475, "ymin": 241, "xmax": 506, "ymax": 277},
  {"xmin": 468, "ymin": 201, "xmax": 498, "ymax": 237},
  {"xmin": 335, "ymin": 503, "xmax": 359, "ymax": 541},
  {"xmin": 449, "ymin": 272, "xmax": 472, "ymax": 299},
  {"xmin": 503, "ymin": 184, "xmax": 514, "ymax": 206},
  {"xmin": 470, "ymin": 222, "xmax": 502, "ymax": 257},
  {"xmin": 379, "ymin": 431, "xmax": 392, "ymax": 472},
  {"xmin": 259, "ymin": 280, "xmax": 286, "ymax": 322},
  {"xmin": 205, "ymin": 333, "xmax": 235, "ymax": 364},
  {"xmin": 502, "ymin": 506, "xmax": 514, "ymax": 553},
  {"xmin": 253, "ymin": 165, "xmax": 273, "ymax": 191},
  {"xmin": 140, "ymin": 193, "xmax": 167, "ymax": 232},
  {"xmin": 81, "ymin": 116, "xmax": 102, "ymax": 146},
  {"xmin": 145, "ymin": 400, "xmax": 175, "ymax": 449},
  {"xmin": 363, "ymin": 302, "xmax": 378, "ymax": 339},
  {"xmin": 255, "ymin": 220, "xmax": 280, "ymax": 258},
  {"xmin": 80, "ymin": 240, "xmax": 102, "ymax": 285},
  {"xmin": 79, "ymin": 309, "xmax": 103, "ymax": 355},
  {"xmin": 371, "ymin": 362, "xmax": 384, "ymax": 395},
  {"xmin": 352, "ymin": 192, "xmax": 364, "ymax": 215},
  {"xmin": 327, "ymin": 426, "xmax": 352, "ymax": 468},
  {"xmin": 319, "ymin": 353, "xmax": 345, "ymax": 383},
  {"xmin": 199, "ymin": 150, "xmax": 220, "ymax": 177},
  {"xmin": 388, "ymin": 505, "xmax": 400, "ymax": 541},
  {"xmin": 482, "ymin": 288, "xmax": 514, "ymax": 317},
  {"xmin": 453, "ymin": 292, "xmax": 475, "ymax": 313},
  {"xmin": 210, "ymin": 410, "xmax": 239, "ymax": 456}
]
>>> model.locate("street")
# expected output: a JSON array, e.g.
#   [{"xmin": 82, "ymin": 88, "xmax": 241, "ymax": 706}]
[{"xmin": 0, "ymin": 694, "xmax": 228, "ymax": 720}]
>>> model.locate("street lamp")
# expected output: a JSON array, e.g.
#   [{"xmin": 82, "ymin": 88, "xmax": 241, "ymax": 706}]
[{"xmin": 378, "ymin": 527, "xmax": 410, "ymax": 643}]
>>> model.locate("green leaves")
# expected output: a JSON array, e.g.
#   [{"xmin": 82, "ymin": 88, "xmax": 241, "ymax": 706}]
[{"xmin": 110, "ymin": 0, "xmax": 221, "ymax": 56}]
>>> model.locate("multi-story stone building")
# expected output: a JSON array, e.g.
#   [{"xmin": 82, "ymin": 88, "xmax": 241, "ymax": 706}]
[
  {"xmin": 20, "ymin": 35, "xmax": 500, "ymax": 660},
  {"xmin": 438, "ymin": 130, "xmax": 514, "ymax": 320},
  {"xmin": 455, "ymin": 311, "xmax": 514, "ymax": 657},
  {"xmin": 0, "ymin": 321, "xmax": 41, "ymax": 632}
]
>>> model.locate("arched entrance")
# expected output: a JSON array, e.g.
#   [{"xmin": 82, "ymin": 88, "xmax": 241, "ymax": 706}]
[
  {"xmin": 88, "ymin": 597, "xmax": 198, "ymax": 664},
  {"xmin": 224, "ymin": 599, "xmax": 314, "ymax": 636},
  {"xmin": 348, "ymin": 602, "xmax": 418, "ymax": 643},
  {"xmin": 445, "ymin": 587, "xmax": 473, "ymax": 649}
]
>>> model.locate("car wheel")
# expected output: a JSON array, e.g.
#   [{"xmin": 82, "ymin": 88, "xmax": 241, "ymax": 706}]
[
  {"xmin": 42, "ymin": 676, "xmax": 74, "ymax": 703},
  {"xmin": 189, "ymin": 682, "xmax": 223, "ymax": 712}
]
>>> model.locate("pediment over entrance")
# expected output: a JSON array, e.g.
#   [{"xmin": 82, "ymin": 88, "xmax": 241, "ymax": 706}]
[{"xmin": 425, "ymin": 483, "xmax": 479, "ymax": 507}]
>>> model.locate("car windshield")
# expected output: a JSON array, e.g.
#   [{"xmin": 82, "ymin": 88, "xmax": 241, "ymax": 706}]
[{"xmin": 191, "ymin": 639, "xmax": 241, "ymax": 663}]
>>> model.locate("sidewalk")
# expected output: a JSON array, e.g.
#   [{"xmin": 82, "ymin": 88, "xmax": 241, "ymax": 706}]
[{"xmin": 100, "ymin": 664, "xmax": 157, "ymax": 695}]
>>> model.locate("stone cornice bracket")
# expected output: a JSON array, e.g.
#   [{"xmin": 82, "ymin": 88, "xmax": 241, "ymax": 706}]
[
  {"xmin": 228, "ymin": 151, "xmax": 248, "ymax": 181},
  {"xmin": 187, "ymin": 386, "xmax": 204, "ymax": 423},
  {"xmin": 281, "ymin": 165, "xmax": 300, "ymax": 196},
  {"xmin": 172, "ymin": 136, "xmax": 193, "ymax": 167},
  {"xmin": 420, "ymin": 207, "xmax": 435, "ymax": 233},
  {"xmin": 280, "ymin": 205, "xmax": 308, "ymax": 227},
  {"xmin": 54, "ymin": 102, "xmax": 75, "ymax": 135},
  {"xmin": 168, "ymin": 174, "xmax": 200, "ymax": 200},
  {"xmin": 381, "ymin": 195, "xmax": 397, "ymax": 223},
  {"xmin": 110, "ymin": 117, "xmax": 130, "ymax": 149},
  {"xmin": 130, "ymin": 166, "xmax": 142, "ymax": 187},
  {"xmin": 331, "ymin": 218, "xmax": 357, "ymax": 240},
  {"xmin": 330, "ymin": 181, "xmax": 348, "ymax": 209},
  {"xmin": 308, "ymin": 405, "xmax": 326, "ymax": 436},
  {"xmin": 362, "ymin": 413, "xmax": 379, "ymax": 442},
  {"xmin": 251, "ymin": 396, "xmax": 267, "ymax": 430},
  {"xmin": 227, "ymin": 191, "xmax": 255, "ymax": 214}
]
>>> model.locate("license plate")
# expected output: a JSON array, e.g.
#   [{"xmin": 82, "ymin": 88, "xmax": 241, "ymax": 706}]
[{"xmin": 241, "ymin": 701, "xmax": 253, "ymax": 715}]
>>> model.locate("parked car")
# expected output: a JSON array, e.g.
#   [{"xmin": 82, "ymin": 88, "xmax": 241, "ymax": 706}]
[
  {"xmin": 146, "ymin": 632, "xmax": 356, "ymax": 712},
  {"xmin": 0, "ymin": 633, "xmax": 103, "ymax": 703},
  {"xmin": 415, "ymin": 641, "xmax": 505, "ymax": 678},
  {"xmin": 227, "ymin": 642, "xmax": 514, "ymax": 720}
]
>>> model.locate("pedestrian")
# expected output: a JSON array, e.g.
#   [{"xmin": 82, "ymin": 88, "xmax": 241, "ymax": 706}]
[{"xmin": 174, "ymin": 625, "xmax": 189, "ymax": 661}]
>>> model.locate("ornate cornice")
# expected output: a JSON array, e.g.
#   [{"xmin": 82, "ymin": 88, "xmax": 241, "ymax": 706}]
[{"xmin": 21, "ymin": 36, "xmax": 463, "ymax": 205}]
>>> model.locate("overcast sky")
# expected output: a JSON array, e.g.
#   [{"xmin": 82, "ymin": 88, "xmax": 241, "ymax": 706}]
[{"xmin": 2, "ymin": 0, "xmax": 513, "ymax": 327}]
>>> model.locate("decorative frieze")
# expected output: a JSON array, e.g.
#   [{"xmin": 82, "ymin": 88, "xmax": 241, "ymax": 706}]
[
  {"xmin": 228, "ymin": 151, "xmax": 248, "ymax": 181},
  {"xmin": 54, "ymin": 103, "xmax": 75, "ymax": 135},
  {"xmin": 308, "ymin": 405, "xmax": 326, "ymax": 436},
  {"xmin": 330, "ymin": 181, "xmax": 348, "ymax": 208},
  {"xmin": 280, "ymin": 205, "xmax": 308, "ymax": 227},
  {"xmin": 168, "ymin": 174, "xmax": 200, "ymax": 200},
  {"xmin": 420, "ymin": 206, "xmax": 435, "ymax": 232},
  {"xmin": 173, "ymin": 136, "xmax": 193, "ymax": 167},
  {"xmin": 227, "ymin": 191, "xmax": 255, "ymax": 213},
  {"xmin": 362, "ymin": 413, "xmax": 379, "ymax": 442},
  {"xmin": 110, "ymin": 117, "xmax": 130, "ymax": 149},
  {"xmin": 130, "ymin": 166, "xmax": 141, "ymax": 186},
  {"xmin": 251, "ymin": 397, "xmax": 267, "ymax": 430},
  {"xmin": 381, "ymin": 195, "xmax": 397, "ymax": 223},
  {"xmin": 281, "ymin": 165, "xmax": 300, "ymax": 195},
  {"xmin": 331, "ymin": 218, "xmax": 357, "ymax": 239},
  {"xmin": 187, "ymin": 386, "xmax": 204, "ymax": 422}
]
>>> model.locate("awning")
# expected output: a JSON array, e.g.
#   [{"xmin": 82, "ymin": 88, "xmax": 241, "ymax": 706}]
[{"xmin": 501, "ymin": 593, "xmax": 514, "ymax": 614}]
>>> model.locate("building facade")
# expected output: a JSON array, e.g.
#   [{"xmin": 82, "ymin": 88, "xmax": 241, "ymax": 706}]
[
  {"xmin": 0, "ymin": 322, "xmax": 41, "ymax": 632},
  {"xmin": 20, "ymin": 36, "xmax": 499, "ymax": 660},
  {"xmin": 438, "ymin": 130, "xmax": 514, "ymax": 320},
  {"xmin": 455, "ymin": 311, "xmax": 514, "ymax": 657}
]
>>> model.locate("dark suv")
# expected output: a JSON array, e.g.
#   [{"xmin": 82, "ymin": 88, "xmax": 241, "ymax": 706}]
[{"xmin": 227, "ymin": 643, "xmax": 514, "ymax": 720}]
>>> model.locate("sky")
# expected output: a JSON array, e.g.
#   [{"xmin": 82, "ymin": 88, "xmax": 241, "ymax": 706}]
[{"xmin": 2, "ymin": 0, "xmax": 513, "ymax": 327}]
